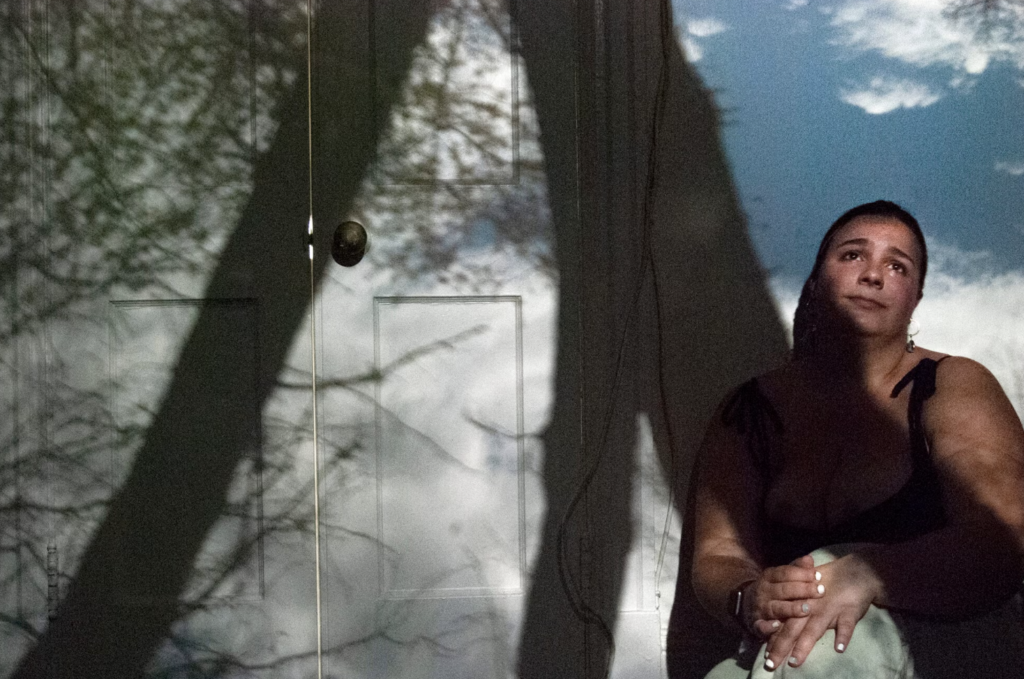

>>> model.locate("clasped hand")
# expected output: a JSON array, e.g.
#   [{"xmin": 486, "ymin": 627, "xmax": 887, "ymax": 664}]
[{"xmin": 745, "ymin": 553, "xmax": 881, "ymax": 671}]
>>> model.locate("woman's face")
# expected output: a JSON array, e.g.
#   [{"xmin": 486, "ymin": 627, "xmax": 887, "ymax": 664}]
[{"xmin": 816, "ymin": 216, "xmax": 923, "ymax": 341}]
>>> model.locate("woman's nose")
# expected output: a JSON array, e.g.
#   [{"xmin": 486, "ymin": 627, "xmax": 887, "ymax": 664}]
[{"xmin": 860, "ymin": 265, "xmax": 883, "ymax": 287}]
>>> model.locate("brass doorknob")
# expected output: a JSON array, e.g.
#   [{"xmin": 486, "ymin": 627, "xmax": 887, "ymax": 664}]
[{"xmin": 332, "ymin": 220, "xmax": 368, "ymax": 267}]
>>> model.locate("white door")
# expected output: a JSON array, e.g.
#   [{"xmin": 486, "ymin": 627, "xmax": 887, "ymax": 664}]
[
  {"xmin": 309, "ymin": 1, "xmax": 672, "ymax": 677},
  {"xmin": 1, "ymin": 2, "xmax": 324, "ymax": 676},
  {"xmin": 0, "ymin": 1, "xmax": 687, "ymax": 677},
  {"xmin": 310, "ymin": 1, "xmax": 561, "ymax": 677}
]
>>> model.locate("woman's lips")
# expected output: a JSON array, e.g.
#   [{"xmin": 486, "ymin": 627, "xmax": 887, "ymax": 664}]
[{"xmin": 847, "ymin": 295, "xmax": 886, "ymax": 309}]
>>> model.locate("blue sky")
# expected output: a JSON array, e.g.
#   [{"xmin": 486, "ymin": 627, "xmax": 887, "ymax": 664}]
[{"xmin": 674, "ymin": 0, "xmax": 1024, "ymax": 282}]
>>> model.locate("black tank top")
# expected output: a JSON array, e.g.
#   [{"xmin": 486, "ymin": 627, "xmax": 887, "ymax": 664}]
[{"xmin": 721, "ymin": 357, "xmax": 949, "ymax": 566}]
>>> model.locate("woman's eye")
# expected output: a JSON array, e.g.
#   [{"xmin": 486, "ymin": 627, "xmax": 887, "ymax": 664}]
[
  {"xmin": 890, "ymin": 261, "xmax": 906, "ymax": 274},
  {"xmin": 841, "ymin": 251, "xmax": 859, "ymax": 260}
]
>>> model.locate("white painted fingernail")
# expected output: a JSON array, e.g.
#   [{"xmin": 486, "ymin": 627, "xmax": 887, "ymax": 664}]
[
  {"xmin": 817, "ymin": 584, "xmax": 825, "ymax": 594},
  {"xmin": 815, "ymin": 571, "xmax": 822, "ymax": 581},
  {"xmin": 789, "ymin": 657, "xmax": 799, "ymax": 667},
  {"xmin": 764, "ymin": 658, "xmax": 775, "ymax": 670},
  {"xmin": 837, "ymin": 643, "xmax": 846, "ymax": 652},
  {"xmin": 771, "ymin": 620, "xmax": 781, "ymax": 628},
  {"xmin": 765, "ymin": 648, "xmax": 770, "ymax": 658},
  {"xmin": 801, "ymin": 603, "xmax": 810, "ymax": 613}
]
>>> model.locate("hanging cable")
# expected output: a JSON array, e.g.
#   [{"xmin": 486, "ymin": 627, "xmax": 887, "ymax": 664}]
[
  {"xmin": 304, "ymin": 2, "xmax": 325, "ymax": 678},
  {"xmin": 553, "ymin": 0, "xmax": 675, "ymax": 675},
  {"xmin": 651, "ymin": 0, "xmax": 679, "ymax": 614}
]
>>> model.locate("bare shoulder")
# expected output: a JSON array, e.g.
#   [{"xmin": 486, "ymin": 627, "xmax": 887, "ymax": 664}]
[
  {"xmin": 931, "ymin": 354, "xmax": 1013, "ymax": 405},
  {"xmin": 699, "ymin": 367, "xmax": 787, "ymax": 464},
  {"xmin": 924, "ymin": 353, "xmax": 1024, "ymax": 458},
  {"xmin": 921, "ymin": 354, "xmax": 1024, "ymax": 543},
  {"xmin": 704, "ymin": 364, "xmax": 789, "ymax": 421}
]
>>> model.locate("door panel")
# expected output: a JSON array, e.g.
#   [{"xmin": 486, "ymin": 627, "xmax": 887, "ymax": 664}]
[
  {"xmin": 372, "ymin": 0, "xmax": 521, "ymax": 186},
  {"xmin": 373, "ymin": 296, "xmax": 526, "ymax": 599},
  {"xmin": 2, "ymin": 0, "xmax": 676, "ymax": 676},
  {"xmin": 1, "ymin": 1, "xmax": 323, "ymax": 676},
  {"xmin": 312, "ymin": 0, "xmax": 682, "ymax": 677},
  {"xmin": 313, "ymin": 1, "xmax": 558, "ymax": 676}
]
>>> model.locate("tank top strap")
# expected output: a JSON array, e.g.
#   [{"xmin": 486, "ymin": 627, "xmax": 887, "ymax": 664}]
[
  {"xmin": 890, "ymin": 356, "xmax": 951, "ymax": 461},
  {"xmin": 721, "ymin": 378, "xmax": 783, "ymax": 477}
]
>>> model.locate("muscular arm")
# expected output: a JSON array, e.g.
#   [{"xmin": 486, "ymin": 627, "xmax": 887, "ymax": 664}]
[
  {"xmin": 766, "ymin": 357, "xmax": 1024, "ymax": 670},
  {"xmin": 856, "ymin": 357, "xmax": 1024, "ymax": 615},
  {"xmin": 692, "ymin": 391, "xmax": 821, "ymax": 630},
  {"xmin": 691, "ymin": 403, "xmax": 764, "ymax": 627}
]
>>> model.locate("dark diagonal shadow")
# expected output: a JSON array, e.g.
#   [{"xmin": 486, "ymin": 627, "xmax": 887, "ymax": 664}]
[
  {"xmin": 9, "ymin": 1, "xmax": 435, "ymax": 676},
  {"xmin": 8, "ymin": 0, "xmax": 791, "ymax": 676},
  {"xmin": 514, "ymin": 1, "xmax": 789, "ymax": 677}
]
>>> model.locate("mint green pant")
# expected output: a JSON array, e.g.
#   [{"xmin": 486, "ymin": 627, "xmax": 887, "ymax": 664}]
[{"xmin": 705, "ymin": 546, "xmax": 1024, "ymax": 679}]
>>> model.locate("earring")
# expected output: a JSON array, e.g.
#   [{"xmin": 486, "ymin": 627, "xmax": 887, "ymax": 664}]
[{"xmin": 906, "ymin": 317, "xmax": 920, "ymax": 353}]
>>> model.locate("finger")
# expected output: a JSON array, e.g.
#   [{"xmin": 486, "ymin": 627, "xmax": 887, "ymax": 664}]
[
  {"xmin": 763, "ymin": 564, "xmax": 819, "ymax": 584},
  {"xmin": 766, "ymin": 598, "xmax": 812, "ymax": 620},
  {"xmin": 785, "ymin": 616, "xmax": 831, "ymax": 668},
  {"xmin": 834, "ymin": 614, "xmax": 857, "ymax": 653},
  {"xmin": 790, "ymin": 554, "xmax": 815, "ymax": 569},
  {"xmin": 753, "ymin": 587, "xmax": 819, "ymax": 624},
  {"xmin": 768, "ymin": 580, "xmax": 826, "ymax": 601},
  {"xmin": 764, "ymin": 617, "xmax": 806, "ymax": 672},
  {"xmin": 752, "ymin": 618, "xmax": 782, "ymax": 638}
]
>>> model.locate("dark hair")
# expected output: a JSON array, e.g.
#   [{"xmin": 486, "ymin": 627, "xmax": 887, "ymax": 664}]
[{"xmin": 792, "ymin": 200, "xmax": 927, "ymax": 359}]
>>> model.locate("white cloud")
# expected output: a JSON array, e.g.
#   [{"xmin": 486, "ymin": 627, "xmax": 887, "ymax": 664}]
[
  {"xmin": 927, "ymin": 240, "xmax": 996, "ymax": 277},
  {"xmin": 840, "ymin": 76, "xmax": 943, "ymax": 113},
  {"xmin": 770, "ymin": 243, "xmax": 1024, "ymax": 414},
  {"xmin": 679, "ymin": 17, "xmax": 728, "ymax": 63},
  {"xmin": 829, "ymin": 0, "xmax": 1024, "ymax": 77},
  {"xmin": 682, "ymin": 35, "xmax": 704, "ymax": 62},
  {"xmin": 995, "ymin": 160, "xmax": 1024, "ymax": 176},
  {"xmin": 915, "ymin": 266, "xmax": 1024, "ymax": 412},
  {"xmin": 687, "ymin": 17, "xmax": 730, "ymax": 38},
  {"xmin": 786, "ymin": 0, "xmax": 809, "ymax": 9}
]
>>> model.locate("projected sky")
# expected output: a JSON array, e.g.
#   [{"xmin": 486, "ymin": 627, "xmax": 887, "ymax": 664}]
[{"xmin": 676, "ymin": 0, "xmax": 1024, "ymax": 282}]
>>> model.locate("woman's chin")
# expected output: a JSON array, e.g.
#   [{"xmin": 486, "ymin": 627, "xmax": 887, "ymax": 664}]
[{"xmin": 831, "ymin": 311, "xmax": 904, "ymax": 340}]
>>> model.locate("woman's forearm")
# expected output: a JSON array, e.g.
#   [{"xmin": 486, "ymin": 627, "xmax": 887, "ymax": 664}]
[{"xmin": 856, "ymin": 520, "xmax": 1024, "ymax": 616}]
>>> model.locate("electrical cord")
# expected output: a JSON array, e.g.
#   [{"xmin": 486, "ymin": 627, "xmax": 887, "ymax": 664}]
[{"xmin": 554, "ymin": 0, "xmax": 676, "ymax": 676}]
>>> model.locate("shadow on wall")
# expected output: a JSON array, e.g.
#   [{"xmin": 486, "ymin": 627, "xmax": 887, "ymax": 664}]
[
  {"xmin": 1, "ymin": 0, "xmax": 786, "ymax": 677},
  {"xmin": 5, "ymin": 1, "xmax": 438, "ymax": 676},
  {"xmin": 515, "ymin": 0, "xmax": 789, "ymax": 677}
]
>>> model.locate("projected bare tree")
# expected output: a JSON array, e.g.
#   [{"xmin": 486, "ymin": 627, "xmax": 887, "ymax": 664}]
[
  {"xmin": 945, "ymin": 0, "xmax": 1024, "ymax": 33},
  {"xmin": 2, "ymin": 1, "xmax": 550, "ymax": 677},
  {"xmin": 2, "ymin": 0, "xmax": 788, "ymax": 677}
]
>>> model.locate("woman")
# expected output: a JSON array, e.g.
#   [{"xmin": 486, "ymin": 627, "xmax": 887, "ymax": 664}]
[{"xmin": 690, "ymin": 201, "xmax": 1024, "ymax": 677}]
